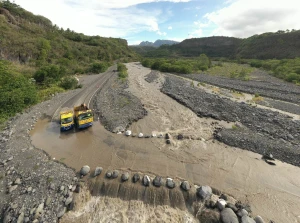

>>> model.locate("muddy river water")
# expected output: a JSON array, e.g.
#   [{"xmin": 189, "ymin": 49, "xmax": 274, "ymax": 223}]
[{"xmin": 31, "ymin": 63, "xmax": 300, "ymax": 223}]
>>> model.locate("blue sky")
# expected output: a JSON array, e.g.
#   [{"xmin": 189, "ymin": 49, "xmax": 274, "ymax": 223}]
[{"xmin": 14, "ymin": 0, "xmax": 300, "ymax": 45}]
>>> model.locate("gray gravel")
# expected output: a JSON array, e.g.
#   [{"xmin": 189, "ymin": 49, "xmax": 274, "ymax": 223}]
[
  {"xmin": 180, "ymin": 70, "xmax": 300, "ymax": 104},
  {"xmin": 145, "ymin": 70, "xmax": 160, "ymax": 83},
  {"xmin": 256, "ymin": 98, "xmax": 300, "ymax": 115},
  {"xmin": 161, "ymin": 75, "xmax": 300, "ymax": 166},
  {"xmin": 0, "ymin": 92, "xmax": 79, "ymax": 222},
  {"xmin": 92, "ymin": 73, "xmax": 147, "ymax": 132}
]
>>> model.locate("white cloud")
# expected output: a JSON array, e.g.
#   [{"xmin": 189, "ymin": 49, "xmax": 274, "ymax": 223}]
[
  {"xmin": 168, "ymin": 26, "xmax": 173, "ymax": 30},
  {"xmin": 204, "ymin": 0, "xmax": 300, "ymax": 37},
  {"xmin": 157, "ymin": 31, "xmax": 167, "ymax": 36},
  {"xmin": 14, "ymin": 0, "xmax": 184, "ymax": 38},
  {"xmin": 188, "ymin": 29, "xmax": 203, "ymax": 38}
]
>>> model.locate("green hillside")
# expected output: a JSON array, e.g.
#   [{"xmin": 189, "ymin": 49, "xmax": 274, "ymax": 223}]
[{"xmin": 0, "ymin": 0, "xmax": 138, "ymax": 126}]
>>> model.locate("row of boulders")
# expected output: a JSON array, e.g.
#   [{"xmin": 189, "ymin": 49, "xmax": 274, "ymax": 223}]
[{"xmin": 80, "ymin": 165, "xmax": 266, "ymax": 223}]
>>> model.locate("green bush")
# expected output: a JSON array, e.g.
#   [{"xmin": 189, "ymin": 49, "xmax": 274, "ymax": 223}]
[
  {"xmin": 34, "ymin": 65, "xmax": 65, "ymax": 83},
  {"xmin": 88, "ymin": 62, "xmax": 109, "ymax": 74},
  {"xmin": 60, "ymin": 76, "xmax": 78, "ymax": 90},
  {"xmin": 285, "ymin": 73, "xmax": 300, "ymax": 82},
  {"xmin": 117, "ymin": 63, "xmax": 128, "ymax": 79}
]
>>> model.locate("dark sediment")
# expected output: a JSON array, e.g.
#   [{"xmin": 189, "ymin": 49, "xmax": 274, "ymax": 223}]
[
  {"xmin": 180, "ymin": 70, "xmax": 300, "ymax": 104},
  {"xmin": 145, "ymin": 70, "xmax": 160, "ymax": 83},
  {"xmin": 92, "ymin": 73, "xmax": 147, "ymax": 132},
  {"xmin": 161, "ymin": 75, "xmax": 300, "ymax": 166},
  {"xmin": 256, "ymin": 98, "xmax": 300, "ymax": 115}
]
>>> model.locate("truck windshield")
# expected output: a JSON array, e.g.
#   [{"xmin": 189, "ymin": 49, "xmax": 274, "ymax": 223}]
[
  {"xmin": 78, "ymin": 112, "xmax": 93, "ymax": 121},
  {"xmin": 61, "ymin": 117, "xmax": 73, "ymax": 124}
]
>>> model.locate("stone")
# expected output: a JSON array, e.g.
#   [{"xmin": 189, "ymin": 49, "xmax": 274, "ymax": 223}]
[
  {"xmin": 197, "ymin": 185, "xmax": 212, "ymax": 200},
  {"xmin": 151, "ymin": 133, "xmax": 157, "ymax": 137},
  {"xmin": 254, "ymin": 216, "xmax": 265, "ymax": 223},
  {"xmin": 220, "ymin": 193, "xmax": 228, "ymax": 201},
  {"xmin": 132, "ymin": 173, "xmax": 140, "ymax": 183},
  {"xmin": 221, "ymin": 208, "xmax": 239, "ymax": 223},
  {"xmin": 177, "ymin": 134, "xmax": 184, "ymax": 140},
  {"xmin": 14, "ymin": 178, "xmax": 21, "ymax": 185},
  {"xmin": 57, "ymin": 207, "xmax": 66, "ymax": 218},
  {"xmin": 165, "ymin": 133, "xmax": 170, "ymax": 139},
  {"xmin": 17, "ymin": 212, "xmax": 24, "ymax": 223},
  {"xmin": 45, "ymin": 197, "xmax": 51, "ymax": 207},
  {"xmin": 217, "ymin": 199, "xmax": 227, "ymax": 211},
  {"xmin": 80, "ymin": 165, "xmax": 90, "ymax": 176},
  {"xmin": 157, "ymin": 133, "xmax": 163, "ymax": 138},
  {"xmin": 237, "ymin": 209, "xmax": 248, "ymax": 217},
  {"xmin": 138, "ymin": 133, "xmax": 144, "ymax": 138},
  {"xmin": 49, "ymin": 183, "xmax": 55, "ymax": 190},
  {"xmin": 94, "ymin": 167, "xmax": 103, "ymax": 177},
  {"xmin": 106, "ymin": 171, "xmax": 112, "ymax": 178},
  {"xmin": 166, "ymin": 139, "xmax": 171, "ymax": 144},
  {"xmin": 143, "ymin": 175, "xmax": 150, "ymax": 186},
  {"xmin": 166, "ymin": 178, "xmax": 175, "ymax": 189},
  {"xmin": 153, "ymin": 176, "xmax": 162, "ymax": 187},
  {"xmin": 9, "ymin": 185, "xmax": 18, "ymax": 193},
  {"xmin": 34, "ymin": 203, "xmax": 44, "ymax": 219},
  {"xmin": 8, "ymin": 156, "xmax": 13, "ymax": 161},
  {"xmin": 121, "ymin": 172, "xmax": 129, "ymax": 182},
  {"xmin": 112, "ymin": 170, "xmax": 119, "ymax": 179},
  {"xmin": 226, "ymin": 203, "xmax": 238, "ymax": 212},
  {"xmin": 60, "ymin": 186, "xmax": 65, "ymax": 191},
  {"xmin": 125, "ymin": 130, "xmax": 132, "ymax": 136},
  {"xmin": 74, "ymin": 184, "xmax": 80, "ymax": 193},
  {"xmin": 24, "ymin": 217, "xmax": 29, "ymax": 223},
  {"xmin": 180, "ymin": 181, "xmax": 190, "ymax": 191},
  {"xmin": 65, "ymin": 196, "xmax": 73, "ymax": 206},
  {"xmin": 241, "ymin": 215, "xmax": 256, "ymax": 223}
]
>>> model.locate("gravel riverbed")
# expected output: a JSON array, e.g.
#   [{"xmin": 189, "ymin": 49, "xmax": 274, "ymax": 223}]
[
  {"xmin": 161, "ymin": 75, "xmax": 300, "ymax": 166},
  {"xmin": 181, "ymin": 70, "xmax": 300, "ymax": 105}
]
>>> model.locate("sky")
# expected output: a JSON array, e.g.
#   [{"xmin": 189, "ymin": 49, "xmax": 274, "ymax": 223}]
[{"xmin": 13, "ymin": 0, "xmax": 300, "ymax": 45}]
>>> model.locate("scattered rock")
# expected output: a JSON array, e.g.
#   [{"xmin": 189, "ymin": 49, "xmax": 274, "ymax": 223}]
[
  {"xmin": 166, "ymin": 178, "xmax": 175, "ymax": 189},
  {"xmin": 80, "ymin": 165, "xmax": 90, "ymax": 176},
  {"xmin": 9, "ymin": 185, "xmax": 18, "ymax": 193},
  {"xmin": 125, "ymin": 130, "xmax": 132, "ymax": 136},
  {"xmin": 57, "ymin": 207, "xmax": 66, "ymax": 218},
  {"xmin": 226, "ymin": 203, "xmax": 238, "ymax": 212},
  {"xmin": 14, "ymin": 178, "xmax": 21, "ymax": 185},
  {"xmin": 153, "ymin": 176, "xmax": 162, "ymax": 187},
  {"xmin": 177, "ymin": 134, "xmax": 184, "ymax": 140},
  {"xmin": 217, "ymin": 199, "xmax": 227, "ymax": 211},
  {"xmin": 197, "ymin": 185, "xmax": 212, "ymax": 200},
  {"xmin": 45, "ymin": 197, "xmax": 52, "ymax": 207},
  {"xmin": 74, "ymin": 184, "xmax": 81, "ymax": 193},
  {"xmin": 165, "ymin": 133, "xmax": 170, "ymax": 139},
  {"xmin": 254, "ymin": 216, "xmax": 265, "ymax": 223},
  {"xmin": 180, "ymin": 181, "xmax": 191, "ymax": 191},
  {"xmin": 237, "ymin": 209, "xmax": 249, "ymax": 217},
  {"xmin": 34, "ymin": 203, "xmax": 44, "ymax": 220},
  {"xmin": 8, "ymin": 156, "xmax": 13, "ymax": 161},
  {"xmin": 221, "ymin": 208, "xmax": 239, "ymax": 223},
  {"xmin": 132, "ymin": 173, "xmax": 140, "ymax": 183},
  {"xmin": 138, "ymin": 133, "xmax": 144, "ymax": 138},
  {"xmin": 166, "ymin": 139, "xmax": 171, "ymax": 144},
  {"xmin": 121, "ymin": 172, "xmax": 129, "ymax": 181},
  {"xmin": 65, "ymin": 196, "xmax": 73, "ymax": 206},
  {"xmin": 27, "ymin": 187, "xmax": 32, "ymax": 193},
  {"xmin": 94, "ymin": 167, "xmax": 103, "ymax": 177},
  {"xmin": 151, "ymin": 133, "xmax": 157, "ymax": 137},
  {"xmin": 220, "ymin": 193, "xmax": 228, "ymax": 201},
  {"xmin": 17, "ymin": 212, "xmax": 24, "ymax": 223},
  {"xmin": 106, "ymin": 171, "xmax": 112, "ymax": 178},
  {"xmin": 112, "ymin": 170, "xmax": 119, "ymax": 179},
  {"xmin": 143, "ymin": 175, "xmax": 150, "ymax": 186}
]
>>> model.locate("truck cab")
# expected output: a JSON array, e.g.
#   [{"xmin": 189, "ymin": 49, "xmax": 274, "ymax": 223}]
[
  {"xmin": 74, "ymin": 104, "xmax": 94, "ymax": 129},
  {"xmin": 60, "ymin": 110, "xmax": 74, "ymax": 131}
]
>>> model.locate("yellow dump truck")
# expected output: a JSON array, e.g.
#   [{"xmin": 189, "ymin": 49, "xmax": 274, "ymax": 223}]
[
  {"xmin": 60, "ymin": 108, "xmax": 74, "ymax": 131},
  {"xmin": 73, "ymin": 104, "xmax": 94, "ymax": 129}
]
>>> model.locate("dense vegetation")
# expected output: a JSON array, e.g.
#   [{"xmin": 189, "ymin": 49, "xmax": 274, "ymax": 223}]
[
  {"xmin": 0, "ymin": 0, "xmax": 138, "ymax": 125},
  {"xmin": 135, "ymin": 30, "xmax": 300, "ymax": 60}
]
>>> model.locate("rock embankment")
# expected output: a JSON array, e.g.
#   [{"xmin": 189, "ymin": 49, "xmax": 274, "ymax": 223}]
[
  {"xmin": 0, "ymin": 92, "xmax": 80, "ymax": 222},
  {"xmin": 92, "ymin": 73, "xmax": 147, "ymax": 133},
  {"xmin": 161, "ymin": 75, "xmax": 300, "ymax": 166},
  {"xmin": 181, "ymin": 70, "xmax": 300, "ymax": 104}
]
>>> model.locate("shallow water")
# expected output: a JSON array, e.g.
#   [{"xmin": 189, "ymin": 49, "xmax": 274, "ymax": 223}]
[{"xmin": 30, "ymin": 63, "xmax": 300, "ymax": 223}]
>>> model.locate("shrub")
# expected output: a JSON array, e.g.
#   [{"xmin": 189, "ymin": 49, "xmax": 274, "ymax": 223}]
[
  {"xmin": 34, "ymin": 65, "xmax": 65, "ymax": 83},
  {"xmin": 88, "ymin": 62, "xmax": 109, "ymax": 73},
  {"xmin": 60, "ymin": 76, "xmax": 78, "ymax": 90},
  {"xmin": 117, "ymin": 63, "xmax": 128, "ymax": 79}
]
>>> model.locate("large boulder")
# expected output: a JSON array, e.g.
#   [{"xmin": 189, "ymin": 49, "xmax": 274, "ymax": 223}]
[
  {"xmin": 166, "ymin": 178, "xmax": 175, "ymax": 189},
  {"xmin": 237, "ymin": 209, "xmax": 248, "ymax": 217},
  {"xmin": 217, "ymin": 199, "xmax": 227, "ymax": 211},
  {"xmin": 121, "ymin": 172, "xmax": 130, "ymax": 182},
  {"xmin": 106, "ymin": 171, "xmax": 112, "ymax": 178},
  {"xmin": 180, "ymin": 181, "xmax": 190, "ymax": 191},
  {"xmin": 226, "ymin": 203, "xmax": 238, "ymax": 212},
  {"xmin": 138, "ymin": 133, "xmax": 144, "ymax": 138},
  {"xmin": 125, "ymin": 130, "xmax": 132, "ymax": 136},
  {"xmin": 220, "ymin": 208, "xmax": 239, "ymax": 223},
  {"xmin": 254, "ymin": 216, "xmax": 265, "ymax": 223},
  {"xmin": 132, "ymin": 173, "xmax": 140, "ymax": 183},
  {"xmin": 93, "ymin": 167, "xmax": 103, "ymax": 177},
  {"xmin": 197, "ymin": 185, "xmax": 212, "ymax": 200},
  {"xmin": 143, "ymin": 175, "xmax": 151, "ymax": 186},
  {"xmin": 241, "ymin": 216, "xmax": 256, "ymax": 223},
  {"xmin": 153, "ymin": 176, "xmax": 162, "ymax": 187},
  {"xmin": 112, "ymin": 170, "xmax": 119, "ymax": 179},
  {"xmin": 80, "ymin": 165, "xmax": 90, "ymax": 176}
]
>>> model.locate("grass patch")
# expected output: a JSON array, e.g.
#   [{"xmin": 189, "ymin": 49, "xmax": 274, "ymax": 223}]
[
  {"xmin": 206, "ymin": 63, "xmax": 254, "ymax": 80},
  {"xmin": 232, "ymin": 125, "xmax": 238, "ymax": 130},
  {"xmin": 252, "ymin": 96, "xmax": 264, "ymax": 103}
]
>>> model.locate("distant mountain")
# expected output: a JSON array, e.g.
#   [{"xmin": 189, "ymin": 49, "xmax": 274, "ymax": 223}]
[{"xmin": 139, "ymin": 39, "xmax": 179, "ymax": 47}]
